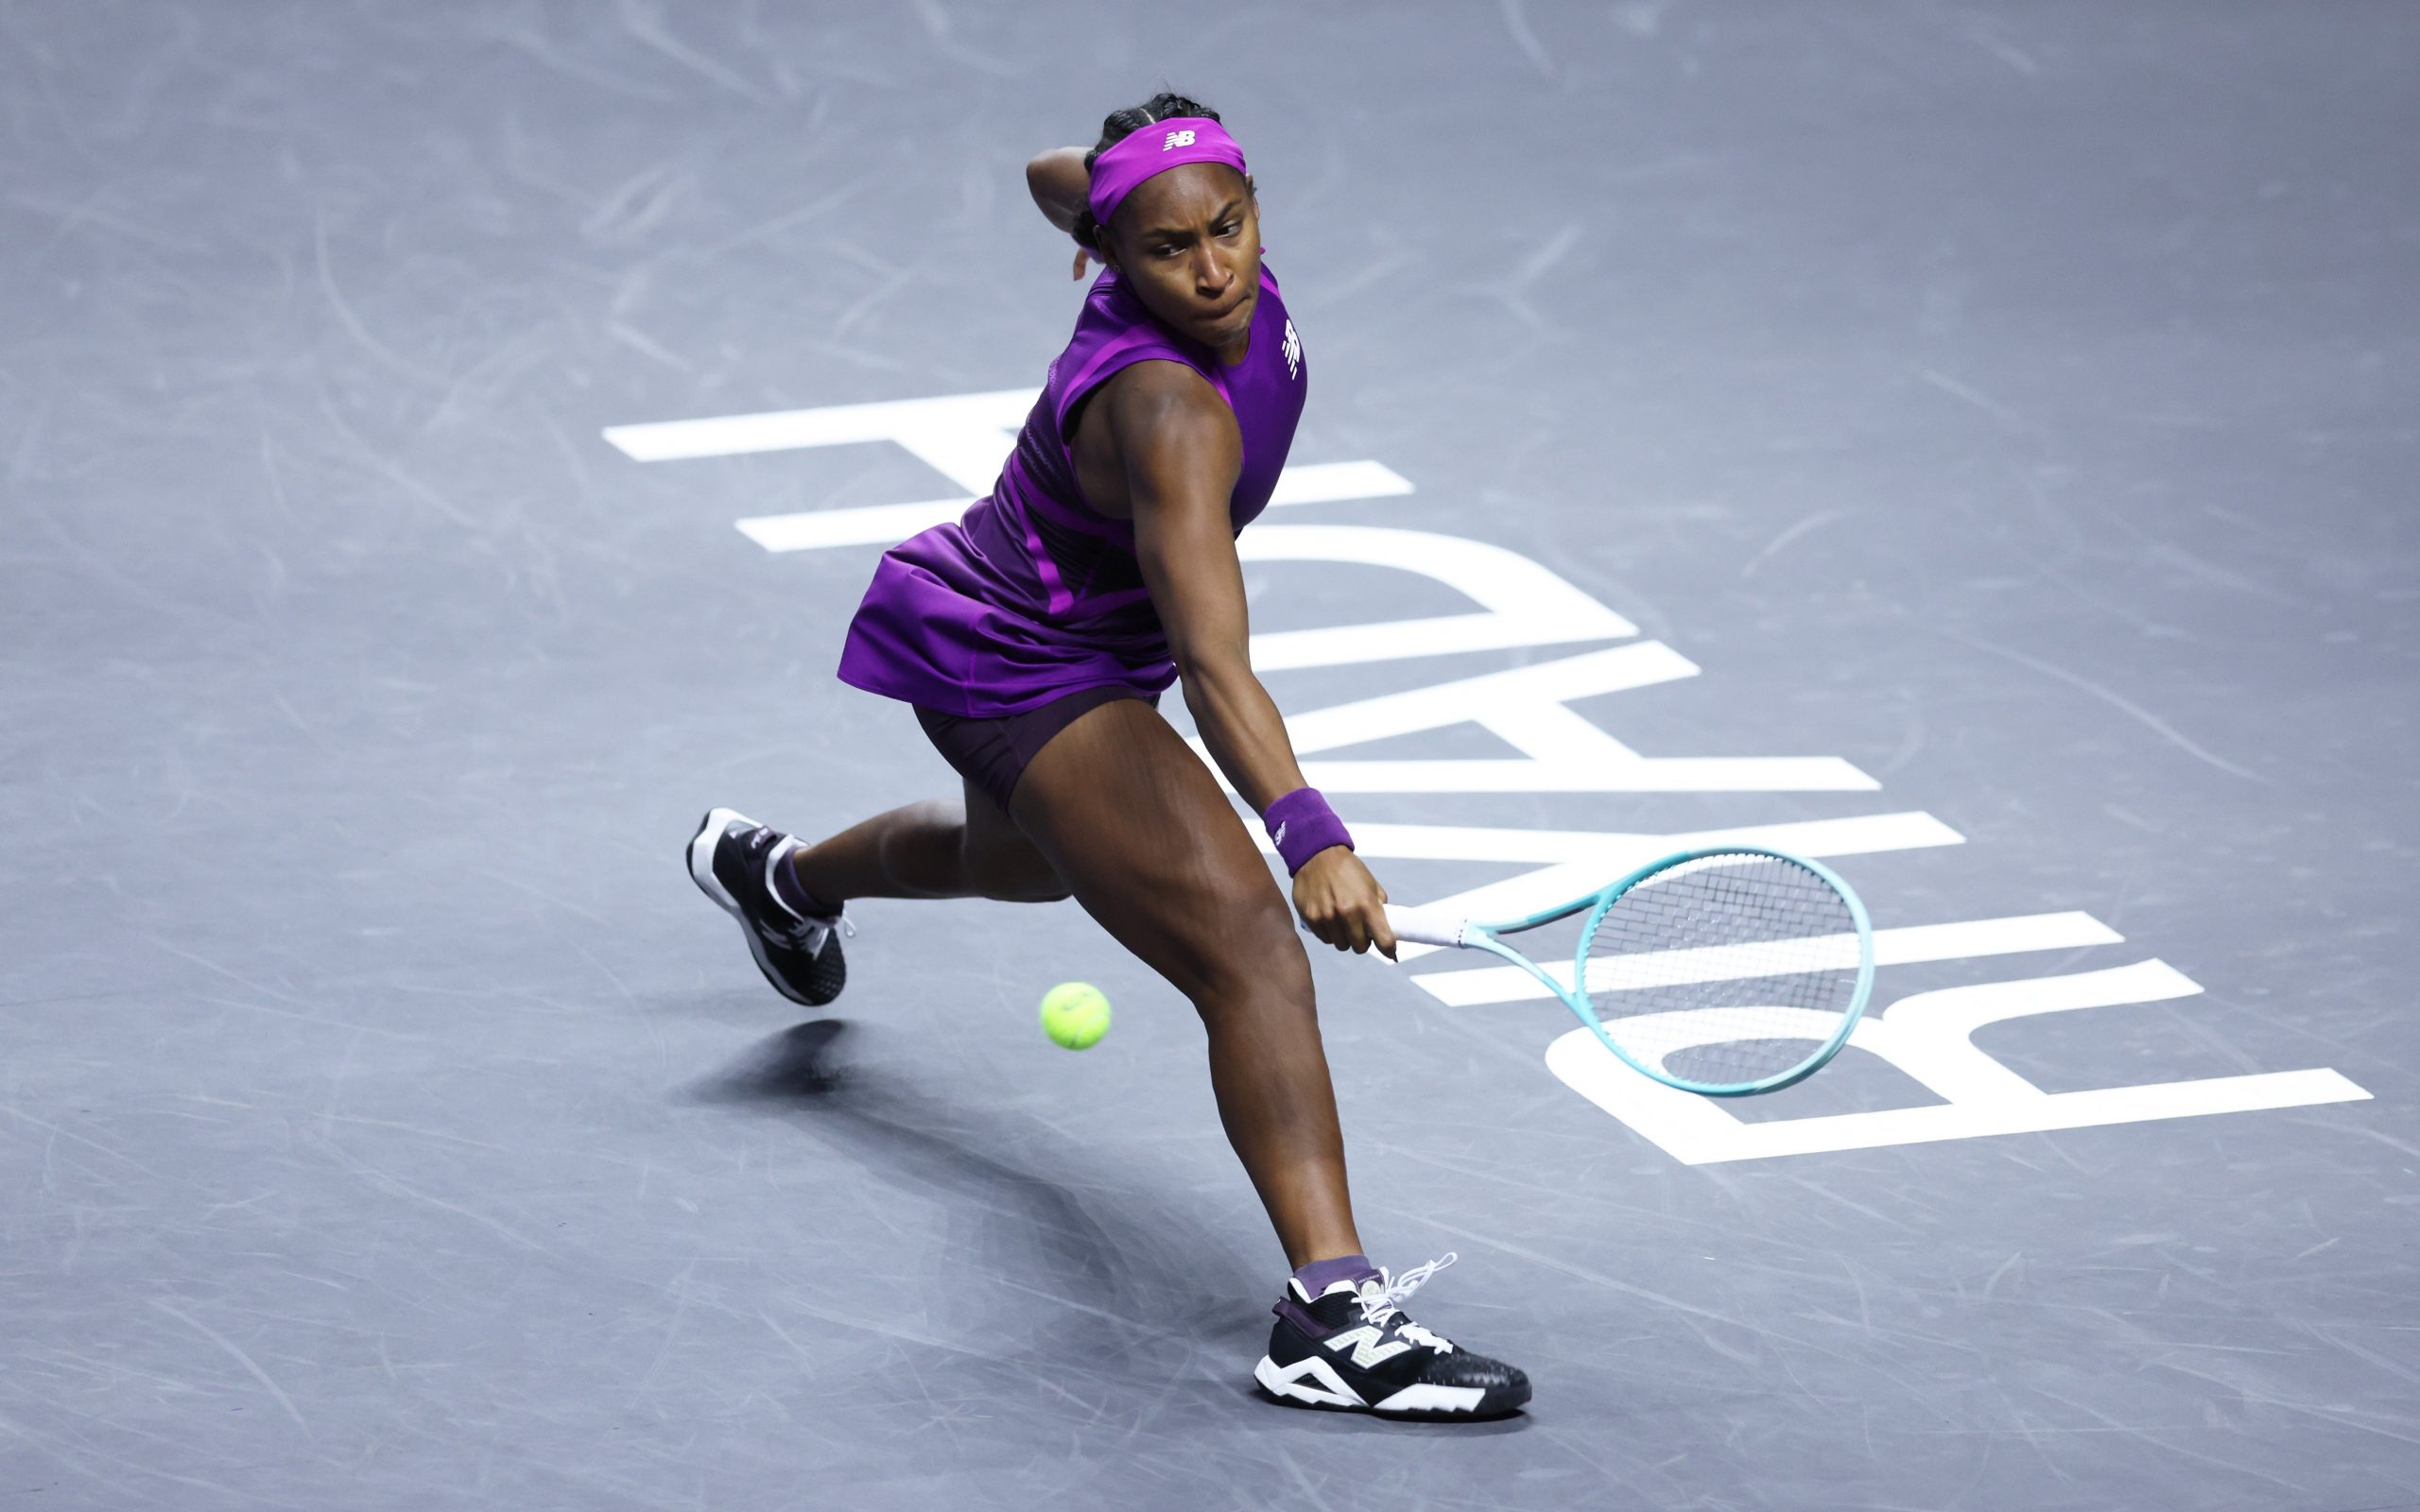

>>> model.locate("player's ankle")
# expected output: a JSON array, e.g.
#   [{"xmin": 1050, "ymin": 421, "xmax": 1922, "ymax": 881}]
[
  {"xmin": 768, "ymin": 841, "xmax": 843, "ymax": 920},
  {"xmin": 1291, "ymin": 1253, "xmax": 1378, "ymax": 1293}
]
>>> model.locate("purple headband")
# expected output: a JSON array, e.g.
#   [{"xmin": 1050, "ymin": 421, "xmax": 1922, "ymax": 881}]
[{"xmin": 1085, "ymin": 116, "xmax": 1248, "ymax": 232}]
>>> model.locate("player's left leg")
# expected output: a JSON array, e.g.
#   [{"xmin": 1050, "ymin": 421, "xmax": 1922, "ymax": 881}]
[{"xmin": 1004, "ymin": 700, "xmax": 1530, "ymax": 1419}]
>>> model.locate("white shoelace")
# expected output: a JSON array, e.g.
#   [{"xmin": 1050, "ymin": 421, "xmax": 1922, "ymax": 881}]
[
  {"xmin": 800, "ymin": 912, "xmax": 856, "ymax": 952},
  {"xmin": 1357, "ymin": 1251, "xmax": 1458, "ymax": 1330},
  {"xmin": 764, "ymin": 837, "xmax": 855, "ymax": 938}
]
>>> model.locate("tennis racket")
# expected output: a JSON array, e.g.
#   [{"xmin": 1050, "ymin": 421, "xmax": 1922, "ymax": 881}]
[{"xmin": 1385, "ymin": 847, "xmax": 1875, "ymax": 1097}]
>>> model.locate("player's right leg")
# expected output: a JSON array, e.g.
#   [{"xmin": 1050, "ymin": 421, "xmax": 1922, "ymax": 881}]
[
  {"xmin": 782, "ymin": 782, "xmax": 1068, "ymax": 906},
  {"xmin": 687, "ymin": 781, "xmax": 1068, "ymax": 1008},
  {"xmin": 685, "ymin": 807, "xmax": 856, "ymax": 1008}
]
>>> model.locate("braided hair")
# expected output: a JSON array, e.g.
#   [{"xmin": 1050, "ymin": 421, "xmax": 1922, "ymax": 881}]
[{"xmin": 1070, "ymin": 92, "xmax": 1224, "ymax": 253}]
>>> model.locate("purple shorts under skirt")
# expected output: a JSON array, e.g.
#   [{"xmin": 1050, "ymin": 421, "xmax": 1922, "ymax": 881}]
[{"xmin": 912, "ymin": 684, "xmax": 1161, "ymax": 816}]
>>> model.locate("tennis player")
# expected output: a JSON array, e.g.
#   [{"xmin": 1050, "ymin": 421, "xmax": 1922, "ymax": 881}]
[{"xmin": 688, "ymin": 94, "xmax": 1530, "ymax": 1419}]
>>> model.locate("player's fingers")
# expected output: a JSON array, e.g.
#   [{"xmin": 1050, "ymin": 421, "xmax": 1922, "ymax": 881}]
[{"xmin": 1371, "ymin": 905, "xmax": 1399, "ymax": 962}]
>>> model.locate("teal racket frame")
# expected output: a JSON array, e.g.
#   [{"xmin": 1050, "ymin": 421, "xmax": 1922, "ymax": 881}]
[{"xmin": 1387, "ymin": 846, "xmax": 1876, "ymax": 1097}]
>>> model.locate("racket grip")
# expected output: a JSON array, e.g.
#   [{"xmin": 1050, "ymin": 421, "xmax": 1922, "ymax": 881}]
[{"xmin": 1383, "ymin": 903, "xmax": 1468, "ymax": 950}]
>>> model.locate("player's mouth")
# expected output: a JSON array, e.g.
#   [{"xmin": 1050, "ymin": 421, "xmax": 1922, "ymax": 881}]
[{"xmin": 1197, "ymin": 288, "xmax": 1253, "ymax": 335}]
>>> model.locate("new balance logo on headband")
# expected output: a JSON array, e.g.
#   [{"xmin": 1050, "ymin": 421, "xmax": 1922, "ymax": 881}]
[{"xmin": 1163, "ymin": 129, "xmax": 1198, "ymax": 150}]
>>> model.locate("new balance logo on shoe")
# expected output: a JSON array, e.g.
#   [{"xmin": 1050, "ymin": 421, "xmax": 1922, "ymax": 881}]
[{"xmin": 1324, "ymin": 1326, "xmax": 1412, "ymax": 1370}]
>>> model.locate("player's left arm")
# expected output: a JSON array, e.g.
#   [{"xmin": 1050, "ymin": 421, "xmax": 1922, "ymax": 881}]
[{"xmin": 1114, "ymin": 365, "xmax": 1396, "ymax": 958}]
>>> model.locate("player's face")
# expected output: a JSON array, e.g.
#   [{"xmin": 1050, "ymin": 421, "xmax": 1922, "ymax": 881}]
[{"xmin": 1107, "ymin": 164, "xmax": 1260, "ymax": 355}]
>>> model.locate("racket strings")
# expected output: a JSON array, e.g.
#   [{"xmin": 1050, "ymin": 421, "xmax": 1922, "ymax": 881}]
[{"xmin": 1580, "ymin": 854, "xmax": 1861, "ymax": 1090}]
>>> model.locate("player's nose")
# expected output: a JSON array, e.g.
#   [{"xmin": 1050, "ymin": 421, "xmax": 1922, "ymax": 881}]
[{"xmin": 1192, "ymin": 244, "xmax": 1230, "ymax": 296}]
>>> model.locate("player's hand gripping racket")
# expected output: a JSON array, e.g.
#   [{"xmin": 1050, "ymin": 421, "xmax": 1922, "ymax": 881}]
[{"xmin": 1385, "ymin": 848, "xmax": 1875, "ymax": 1096}]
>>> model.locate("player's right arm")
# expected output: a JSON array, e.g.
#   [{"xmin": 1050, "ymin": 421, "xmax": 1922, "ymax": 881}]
[
  {"xmin": 1025, "ymin": 148, "xmax": 1098, "ymax": 280},
  {"xmin": 1026, "ymin": 147, "xmax": 1088, "ymax": 232}
]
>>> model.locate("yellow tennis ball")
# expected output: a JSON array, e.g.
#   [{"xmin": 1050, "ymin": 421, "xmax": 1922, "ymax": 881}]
[{"xmin": 1039, "ymin": 981, "xmax": 1111, "ymax": 1051}]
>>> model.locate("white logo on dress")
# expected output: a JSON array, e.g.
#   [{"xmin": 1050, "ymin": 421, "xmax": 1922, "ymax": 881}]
[
  {"xmin": 1163, "ymin": 129, "xmax": 1197, "ymax": 150},
  {"xmin": 1281, "ymin": 318, "xmax": 1303, "ymax": 380}
]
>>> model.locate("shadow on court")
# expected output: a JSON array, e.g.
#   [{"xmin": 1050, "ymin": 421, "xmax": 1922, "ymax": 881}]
[
  {"xmin": 684, "ymin": 1020, "xmax": 1254, "ymax": 1389},
  {"xmin": 683, "ymin": 1019, "xmax": 1531, "ymax": 1435},
  {"xmin": 685, "ymin": 1019, "xmax": 1151, "ymax": 1308}
]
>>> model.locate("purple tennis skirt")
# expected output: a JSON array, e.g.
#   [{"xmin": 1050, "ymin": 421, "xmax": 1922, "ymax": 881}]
[{"xmin": 912, "ymin": 684, "xmax": 1161, "ymax": 815}]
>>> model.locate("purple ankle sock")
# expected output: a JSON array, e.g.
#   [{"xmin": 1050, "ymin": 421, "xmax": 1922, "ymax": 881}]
[
  {"xmin": 1293, "ymin": 1253, "xmax": 1378, "ymax": 1295},
  {"xmin": 767, "ymin": 842, "xmax": 839, "ymax": 920}
]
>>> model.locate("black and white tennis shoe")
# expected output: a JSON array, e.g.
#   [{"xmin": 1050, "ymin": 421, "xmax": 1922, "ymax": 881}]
[
  {"xmin": 685, "ymin": 807, "xmax": 850, "ymax": 1008},
  {"xmin": 1253, "ymin": 1254, "xmax": 1530, "ymax": 1420}
]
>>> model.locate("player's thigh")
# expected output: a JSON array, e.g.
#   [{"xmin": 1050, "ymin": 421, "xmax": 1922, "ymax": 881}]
[
  {"xmin": 1007, "ymin": 697, "xmax": 1299, "ymax": 998},
  {"xmin": 959, "ymin": 778, "xmax": 1070, "ymax": 902}
]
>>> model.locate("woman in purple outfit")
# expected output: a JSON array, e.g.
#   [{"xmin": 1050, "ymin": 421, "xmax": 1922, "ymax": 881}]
[{"xmin": 687, "ymin": 93, "xmax": 1528, "ymax": 1419}]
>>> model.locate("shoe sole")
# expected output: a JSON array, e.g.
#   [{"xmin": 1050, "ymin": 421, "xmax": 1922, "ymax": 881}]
[
  {"xmin": 686, "ymin": 807, "xmax": 821, "ymax": 1008},
  {"xmin": 1253, "ymin": 1354, "xmax": 1526, "ymax": 1421}
]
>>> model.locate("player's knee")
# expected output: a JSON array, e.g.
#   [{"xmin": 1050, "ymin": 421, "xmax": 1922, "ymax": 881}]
[
  {"xmin": 1183, "ymin": 877, "xmax": 1302, "ymax": 1005},
  {"xmin": 1013, "ymin": 873, "xmax": 1077, "ymax": 904},
  {"xmin": 963, "ymin": 835, "xmax": 1070, "ymax": 904}
]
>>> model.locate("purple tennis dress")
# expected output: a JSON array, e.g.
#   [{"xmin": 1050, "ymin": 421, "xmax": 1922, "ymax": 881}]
[{"xmin": 837, "ymin": 262, "xmax": 1307, "ymax": 719}]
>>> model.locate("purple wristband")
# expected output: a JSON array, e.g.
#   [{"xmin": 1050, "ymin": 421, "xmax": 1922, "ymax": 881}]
[{"xmin": 1264, "ymin": 787, "xmax": 1353, "ymax": 876}]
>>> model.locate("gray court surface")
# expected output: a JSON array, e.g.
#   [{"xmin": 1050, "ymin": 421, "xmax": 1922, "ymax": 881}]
[{"xmin": 6, "ymin": 3, "xmax": 2417, "ymax": 1508}]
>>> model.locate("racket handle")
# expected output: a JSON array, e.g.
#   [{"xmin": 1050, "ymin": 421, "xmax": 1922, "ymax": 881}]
[{"xmin": 1384, "ymin": 903, "xmax": 1469, "ymax": 950}]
